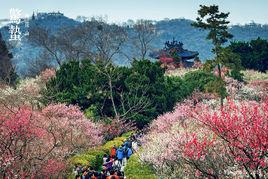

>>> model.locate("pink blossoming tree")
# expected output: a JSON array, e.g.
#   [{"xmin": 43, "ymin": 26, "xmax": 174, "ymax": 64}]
[
  {"xmin": 0, "ymin": 104, "xmax": 103, "ymax": 178},
  {"xmin": 141, "ymin": 99, "xmax": 268, "ymax": 178}
]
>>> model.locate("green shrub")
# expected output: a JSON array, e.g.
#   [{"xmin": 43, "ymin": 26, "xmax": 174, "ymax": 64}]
[
  {"xmin": 69, "ymin": 154, "xmax": 95, "ymax": 166},
  {"xmin": 85, "ymin": 149, "xmax": 106, "ymax": 171},
  {"xmin": 183, "ymin": 70, "xmax": 228, "ymax": 98},
  {"xmin": 92, "ymin": 154, "xmax": 104, "ymax": 171},
  {"xmin": 69, "ymin": 150, "xmax": 106, "ymax": 170},
  {"xmin": 69, "ymin": 152, "xmax": 105, "ymax": 172},
  {"xmin": 184, "ymin": 70, "xmax": 218, "ymax": 93},
  {"xmin": 125, "ymin": 154, "xmax": 157, "ymax": 179},
  {"xmin": 121, "ymin": 131, "xmax": 135, "ymax": 138},
  {"xmin": 204, "ymin": 78, "xmax": 227, "ymax": 98},
  {"xmin": 86, "ymin": 149, "xmax": 106, "ymax": 157},
  {"xmin": 43, "ymin": 59, "xmax": 191, "ymax": 128},
  {"xmin": 68, "ymin": 133, "xmax": 129, "ymax": 172},
  {"xmin": 84, "ymin": 104, "xmax": 100, "ymax": 121},
  {"xmin": 229, "ymin": 69, "xmax": 244, "ymax": 82},
  {"xmin": 102, "ymin": 136, "xmax": 126, "ymax": 153},
  {"xmin": 164, "ymin": 76, "xmax": 191, "ymax": 106},
  {"xmin": 229, "ymin": 38, "xmax": 268, "ymax": 72}
]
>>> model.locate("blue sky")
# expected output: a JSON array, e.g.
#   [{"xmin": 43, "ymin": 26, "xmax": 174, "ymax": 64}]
[{"xmin": 1, "ymin": 0, "xmax": 267, "ymax": 24}]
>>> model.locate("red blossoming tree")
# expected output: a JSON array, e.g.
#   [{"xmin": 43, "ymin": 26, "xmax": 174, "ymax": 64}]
[
  {"xmin": 141, "ymin": 100, "xmax": 268, "ymax": 178},
  {"xmin": 0, "ymin": 104, "xmax": 103, "ymax": 178},
  {"xmin": 194, "ymin": 100, "xmax": 268, "ymax": 178}
]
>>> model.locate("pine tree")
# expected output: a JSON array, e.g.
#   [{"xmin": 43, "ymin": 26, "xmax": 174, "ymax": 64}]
[{"xmin": 192, "ymin": 5, "xmax": 233, "ymax": 106}]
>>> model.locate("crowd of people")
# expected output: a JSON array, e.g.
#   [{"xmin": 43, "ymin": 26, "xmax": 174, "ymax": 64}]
[{"xmin": 73, "ymin": 133, "xmax": 142, "ymax": 179}]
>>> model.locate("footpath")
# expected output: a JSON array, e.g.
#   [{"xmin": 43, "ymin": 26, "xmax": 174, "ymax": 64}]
[{"xmin": 70, "ymin": 132, "xmax": 142, "ymax": 179}]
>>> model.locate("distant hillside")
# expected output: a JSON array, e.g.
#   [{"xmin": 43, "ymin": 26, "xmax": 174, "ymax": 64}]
[
  {"xmin": 1, "ymin": 13, "xmax": 268, "ymax": 76},
  {"xmin": 153, "ymin": 19, "xmax": 268, "ymax": 60},
  {"xmin": 0, "ymin": 12, "xmax": 79, "ymax": 75},
  {"xmin": 154, "ymin": 19, "xmax": 213, "ymax": 60}
]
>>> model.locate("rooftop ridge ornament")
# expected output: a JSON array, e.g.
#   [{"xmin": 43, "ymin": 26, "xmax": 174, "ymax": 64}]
[{"xmin": 164, "ymin": 38, "xmax": 184, "ymax": 52}]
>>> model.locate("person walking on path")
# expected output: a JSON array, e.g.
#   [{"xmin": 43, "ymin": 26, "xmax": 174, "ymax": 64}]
[
  {"xmin": 122, "ymin": 144, "xmax": 128, "ymax": 166},
  {"xmin": 110, "ymin": 145, "xmax": 117, "ymax": 158},
  {"xmin": 123, "ymin": 139, "xmax": 132, "ymax": 149},
  {"xmin": 116, "ymin": 146, "xmax": 124, "ymax": 167},
  {"xmin": 126, "ymin": 147, "xmax": 133, "ymax": 160},
  {"xmin": 103, "ymin": 158, "xmax": 114, "ymax": 171},
  {"xmin": 103, "ymin": 154, "xmax": 109, "ymax": 164}
]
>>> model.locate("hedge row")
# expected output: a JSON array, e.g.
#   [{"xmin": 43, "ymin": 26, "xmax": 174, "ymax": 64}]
[
  {"xmin": 124, "ymin": 154, "xmax": 157, "ymax": 179},
  {"xmin": 68, "ymin": 132, "xmax": 133, "ymax": 172}
]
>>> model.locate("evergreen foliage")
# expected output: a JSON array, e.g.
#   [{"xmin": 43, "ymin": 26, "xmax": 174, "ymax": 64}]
[
  {"xmin": 0, "ymin": 32, "xmax": 17, "ymax": 85},
  {"xmin": 43, "ymin": 59, "xmax": 191, "ymax": 127},
  {"xmin": 229, "ymin": 38, "xmax": 268, "ymax": 72}
]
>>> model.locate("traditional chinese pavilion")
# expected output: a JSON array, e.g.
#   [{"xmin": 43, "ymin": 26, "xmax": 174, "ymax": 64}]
[{"xmin": 150, "ymin": 39, "xmax": 199, "ymax": 69}]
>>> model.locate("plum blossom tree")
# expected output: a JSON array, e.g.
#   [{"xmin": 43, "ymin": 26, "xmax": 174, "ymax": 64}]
[
  {"xmin": 40, "ymin": 68, "xmax": 56, "ymax": 82},
  {"xmin": 195, "ymin": 100, "xmax": 268, "ymax": 178},
  {"xmin": 0, "ymin": 104, "xmax": 103, "ymax": 178},
  {"xmin": 141, "ymin": 99, "xmax": 268, "ymax": 178},
  {"xmin": 140, "ymin": 103, "xmax": 235, "ymax": 178},
  {"xmin": 0, "ymin": 68, "xmax": 56, "ymax": 109},
  {"xmin": 101, "ymin": 118, "xmax": 136, "ymax": 141},
  {"xmin": 0, "ymin": 107, "xmax": 41, "ymax": 178}
]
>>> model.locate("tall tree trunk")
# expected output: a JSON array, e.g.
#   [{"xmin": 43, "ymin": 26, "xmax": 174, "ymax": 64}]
[
  {"xmin": 108, "ymin": 75, "xmax": 118, "ymax": 118},
  {"xmin": 217, "ymin": 63, "xmax": 224, "ymax": 107}
]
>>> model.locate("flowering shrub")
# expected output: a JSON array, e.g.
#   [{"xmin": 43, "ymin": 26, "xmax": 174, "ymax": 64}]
[
  {"xmin": 140, "ymin": 103, "xmax": 214, "ymax": 178},
  {"xmin": 149, "ymin": 102, "xmax": 191, "ymax": 133},
  {"xmin": 235, "ymin": 85, "xmax": 263, "ymax": 101},
  {"xmin": 224, "ymin": 76, "xmax": 265, "ymax": 101},
  {"xmin": 225, "ymin": 77, "xmax": 243, "ymax": 98},
  {"xmin": 0, "ymin": 104, "xmax": 103, "ymax": 178},
  {"xmin": 101, "ymin": 118, "xmax": 136, "ymax": 141},
  {"xmin": 249, "ymin": 80, "xmax": 268, "ymax": 101},
  {"xmin": 41, "ymin": 160, "xmax": 66, "ymax": 178},
  {"xmin": 141, "ymin": 109, "xmax": 234, "ymax": 178},
  {"xmin": 0, "ymin": 107, "xmax": 39, "ymax": 178},
  {"xmin": 165, "ymin": 68, "xmax": 197, "ymax": 78},
  {"xmin": 242, "ymin": 70, "xmax": 268, "ymax": 82},
  {"xmin": 195, "ymin": 100, "xmax": 268, "ymax": 178},
  {"xmin": 190, "ymin": 90, "xmax": 218, "ymax": 105},
  {"xmin": 0, "ymin": 68, "xmax": 55, "ymax": 109},
  {"xmin": 0, "ymin": 77, "xmax": 42, "ymax": 108},
  {"xmin": 41, "ymin": 104, "xmax": 103, "ymax": 149},
  {"xmin": 140, "ymin": 100, "xmax": 268, "ymax": 178},
  {"xmin": 40, "ymin": 68, "xmax": 56, "ymax": 82}
]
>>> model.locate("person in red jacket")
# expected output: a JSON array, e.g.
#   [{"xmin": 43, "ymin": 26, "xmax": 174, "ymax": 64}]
[
  {"xmin": 106, "ymin": 170, "xmax": 119, "ymax": 179},
  {"xmin": 110, "ymin": 145, "xmax": 117, "ymax": 158}
]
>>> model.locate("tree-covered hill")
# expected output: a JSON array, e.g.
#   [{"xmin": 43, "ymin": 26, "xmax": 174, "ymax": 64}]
[{"xmin": 1, "ymin": 13, "xmax": 268, "ymax": 76}]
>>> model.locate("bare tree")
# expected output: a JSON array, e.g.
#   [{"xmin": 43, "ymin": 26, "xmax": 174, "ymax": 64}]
[
  {"xmin": 131, "ymin": 20, "xmax": 157, "ymax": 59},
  {"xmin": 97, "ymin": 64, "xmax": 151, "ymax": 121},
  {"xmin": 55, "ymin": 23, "xmax": 96, "ymax": 61},
  {"xmin": 118, "ymin": 83, "xmax": 151, "ymax": 120},
  {"xmin": 29, "ymin": 19, "xmax": 127, "ymax": 66},
  {"xmin": 28, "ymin": 26, "xmax": 64, "ymax": 66},
  {"xmin": 56, "ymin": 20, "xmax": 128, "ymax": 64},
  {"xmin": 82, "ymin": 19, "xmax": 127, "ymax": 64},
  {"xmin": 25, "ymin": 51, "xmax": 54, "ymax": 77}
]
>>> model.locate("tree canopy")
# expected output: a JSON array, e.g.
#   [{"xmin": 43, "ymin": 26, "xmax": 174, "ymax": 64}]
[
  {"xmin": 229, "ymin": 37, "xmax": 268, "ymax": 72},
  {"xmin": 43, "ymin": 59, "xmax": 192, "ymax": 128}
]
